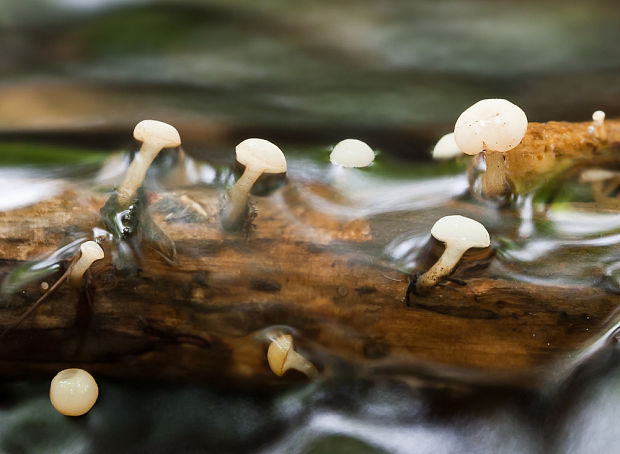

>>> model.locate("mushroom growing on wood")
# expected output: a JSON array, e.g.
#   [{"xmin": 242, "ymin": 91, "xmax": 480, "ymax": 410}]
[
  {"xmin": 68, "ymin": 241, "xmax": 105, "ymax": 288},
  {"xmin": 432, "ymin": 132, "xmax": 462, "ymax": 160},
  {"xmin": 591, "ymin": 110, "xmax": 607, "ymax": 142},
  {"xmin": 116, "ymin": 120, "xmax": 182, "ymax": 207},
  {"xmin": 221, "ymin": 138, "xmax": 287, "ymax": 231},
  {"xmin": 50, "ymin": 368, "xmax": 99, "ymax": 416},
  {"xmin": 455, "ymin": 99, "xmax": 527, "ymax": 198},
  {"xmin": 267, "ymin": 334, "xmax": 318, "ymax": 378},
  {"xmin": 330, "ymin": 138, "xmax": 375, "ymax": 168},
  {"xmin": 416, "ymin": 215, "xmax": 490, "ymax": 294}
]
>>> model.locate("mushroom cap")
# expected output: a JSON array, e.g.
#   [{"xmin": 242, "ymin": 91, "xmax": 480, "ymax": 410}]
[
  {"xmin": 133, "ymin": 120, "xmax": 181, "ymax": 149},
  {"xmin": 431, "ymin": 215, "xmax": 490, "ymax": 251},
  {"xmin": 592, "ymin": 110, "xmax": 605, "ymax": 123},
  {"xmin": 267, "ymin": 334, "xmax": 293, "ymax": 376},
  {"xmin": 432, "ymin": 133, "xmax": 462, "ymax": 159},
  {"xmin": 236, "ymin": 138, "xmax": 287, "ymax": 174},
  {"xmin": 330, "ymin": 138, "xmax": 375, "ymax": 168},
  {"xmin": 80, "ymin": 241, "xmax": 105, "ymax": 262},
  {"xmin": 49, "ymin": 368, "xmax": 99, "ymax": 416},
  {"xmin": 454, "ymin": 99, "xmax": 527, "ymax": 156}
]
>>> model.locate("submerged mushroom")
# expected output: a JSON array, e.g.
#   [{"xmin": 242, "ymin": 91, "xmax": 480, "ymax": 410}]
[
  {"xmin": 221, "ymin": 138, "xmax": 287, "ymax": 231},
  {"xmin": 50, "ymin": 368, "xmax": 99, "ymax": 416},
  {"xmin": 267, "ymin": 334, "xmax": 318, "ymax": 378},
  {"xmin": 68, "ymin": 241, "xmax": 105, "ymax": 288},
  {"xmin": 330, "ymin": 139, "xmax": 375, "ymax": 168},
  {"xmin": 455, "ymin": 99, "xmax": 527, "ymax": 198},
  {"xmin": 117, "ymin": 120, "xmax": 182, "ymax": 207},
  {"xmin": 416, "ymin": 215, "xmax": 490, "ymax": 294},
  {"xmin": 432, "ymin": 132, "xmax": 462, "ymax": 160}
]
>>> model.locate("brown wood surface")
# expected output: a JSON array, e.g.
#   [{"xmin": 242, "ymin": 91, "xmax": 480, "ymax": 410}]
[{"xmin": 1, "ymin": 171, "xmax": 618, "ymax": 388}]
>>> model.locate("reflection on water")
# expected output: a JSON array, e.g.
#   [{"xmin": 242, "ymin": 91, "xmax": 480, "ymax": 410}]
[{"xmin": 4, "ymin": 346, "xmax": 620, "ymax": 454}]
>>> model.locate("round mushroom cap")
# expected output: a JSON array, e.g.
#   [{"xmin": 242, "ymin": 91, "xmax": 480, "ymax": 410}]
[
  {"xmin": 432, "ymin": 133, "xmax": 462, "ymax": 159},
  {"xmin": 80, "ymin": 241, "xmax": 105, "ymax": 262},
  {"xmin": 330, "ymin": 139, "xmax": 375, "ymax": 168},
  {"xmin": 50, "ymin": 368, "xmax": 99, "ymax": 416},
  {"xmin": 454, "ymin": 99, "xmax": 527, "ymax": 156},
  {"xmin": 431, "ymin": 215, "xmax": 490, "ymax": 251},
  {"xmin": 236, "ymin": 138, "xmax": 287, "ymax": 174},
  {"xmin": 592, "ymin": 110, "xmax": 605, "ymax": 123},
  {"xmin": 133, "ymin": 120, "xmax": 181, "ymax": 149}
]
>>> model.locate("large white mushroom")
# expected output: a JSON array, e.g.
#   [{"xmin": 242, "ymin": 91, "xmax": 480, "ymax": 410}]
[
  {"xmin": 221, "ymin": 138, "xmax": 287, "ymax": 231},
  {"xmin": 330, "ymin": 139, "xmax": 375, "ymax": 168},
  {"xmin": 416, "ymin": 215, "xmax": 490, "ymax": 294},
  {"xmin": 267, "ymin": 334, "xmax": 318, "ymax": 378},
  {"xmin": 454, "ymin": 99, "xmax": 528, "ymax": 197},
  {"xmin": 116, "ymin": 120, "xmax": 182, "ymax": 207},
  {"xmin": 50, "ymin": 368, "xmax": 99, "ymax": 416}
]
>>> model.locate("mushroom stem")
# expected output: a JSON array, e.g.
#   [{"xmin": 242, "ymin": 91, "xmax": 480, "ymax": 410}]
[
  {"xmin": 416, "ymin": 245, "xmax": 467, "ymax": 294},
  {"xmin": 221, "ymin": 166, "xmax": 263, "ymax": 231},
  {"xmin": 481, "ymin": 150, "xmax": 509, "ymax": 198},
  {"xmin": 117, "ymin": 141, "xmax": 161, "ymax": 207}
]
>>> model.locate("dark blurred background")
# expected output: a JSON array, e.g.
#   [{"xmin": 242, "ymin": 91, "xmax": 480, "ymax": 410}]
[{"xmin": 1, "ymin": 0, "xmax": 619, "ymax": 157}]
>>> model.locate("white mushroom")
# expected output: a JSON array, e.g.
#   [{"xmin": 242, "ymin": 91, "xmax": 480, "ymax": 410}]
[
  {"xmin": 221, "ymin": 138, "xmax": 287, "ymax": 231},
  {"xmin": 68, "ymin": 241, "xmax": 105, "ymax": 288},
  {"xmin": 432, "ymin": 132, "xmax": 462, "ymax": 160},
  {"xmin": 49, "ymin": 368, "xmax": 99, "ymax": 416},
  {"xmin": 454, "ymin": 99, "xmax": 528, "ymax": 197},
  {"xmin": 330, "ymin": 139, "xmax": 375, "ymax": 168},
  {"xmin": 416, "ymin": 215, "xmax": 490, "ymax": 294},
  {"xmin": 591, "ymin": 110, "xmax": 607, "ymax": 142},
  {"xmin": 267, "ymin": 334, "xmax": 318, "ymax": 378},
  {"xmin": 117, "ymin": 120, "xmax": 182, "ymax": 207}
]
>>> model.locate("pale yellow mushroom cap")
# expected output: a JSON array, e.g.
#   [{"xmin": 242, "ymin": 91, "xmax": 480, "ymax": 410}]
[
  {"xmin": 50, "ymin": 368, "xmax": 99, "ymax": 416},
  {"xmin": 592, "ymin": 110, "xmax": 605, "ymax": 124},
  {"xmin": 431, "ymin": 215, "xmax": 490, "ymax": 251},
  {"xmin": 432, "ymin": 133, "xmax": 462, "ymax": 159},
  {"xmin": 69, "ymin": 241, "xmax": 105, "ymax": 288},
  {"xmin": 330, "ymin": 138, "xmax": 375, "ymax": 168},
  {"xmin": 236, "ymin": 138, "xmax": 287, "ymax": 174},
  {"xmin": 267, "ymin": 334, "xmax": 293, "ymax": 376},
  {"xmin": 454, "ymin": 99, "xmax": 527, "ymax": 156},
  {"xmin": 133, "ymin": 120, "xmax": 181, "ymax": 149}
]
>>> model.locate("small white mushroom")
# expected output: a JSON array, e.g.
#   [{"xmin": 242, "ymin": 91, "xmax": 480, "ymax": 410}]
[
  {"xmin": 416, "ymin": 215, "xmax": 490, "ymax": 294},
  {"xmin": 591, "ymin": 110, "xmax": 607, "ymax": 142},
  {"xmin": 69, "ymin": 241, "xmax": 105, "ymax": 288},
  {"xmin": 454, "ymin": 99, "xmax": 528, "ymax": 197},
  {"xmin": 432, "ymin": 132, "xmax": 462, "ymax": 160},
  {"xmin": 221, "ymin": 138, "xmax": 287, "ymax": 231},
  {"xmin": 49, "ymin": 368, "xmax": 99, "ymax": 416},
  {"xmin": 267, "ymin": 334, "xmax": 318, "ymax": 378},
  {"xmin": 117, "ymin": 120, "xmax": 182, "ymax": 207},
  {"xmin": 330, "ymin": 139, "xmax": 375, "ymax": 168}
]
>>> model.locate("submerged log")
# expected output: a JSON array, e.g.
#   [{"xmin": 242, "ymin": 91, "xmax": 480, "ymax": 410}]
[{"xmin": 0, "ymin": 177, "xmax": 618, "ymax": 389}]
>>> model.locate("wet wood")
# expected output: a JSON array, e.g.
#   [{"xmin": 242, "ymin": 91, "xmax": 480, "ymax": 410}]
[{"xmin": 0, "ymin": 179, "xmax": 618, "ymax": 389}]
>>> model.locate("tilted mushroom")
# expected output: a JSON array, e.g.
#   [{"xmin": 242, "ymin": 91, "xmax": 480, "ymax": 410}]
[
  {"xmin": 68, "ymin": 241, "xmax": 105, "ymax": 288},
  {"xmin": 267, "ymin": 334, "xmax": 318, "ymax": 378},
  {"xmin": 330, "ymin": 138, "xmax": 375, "ymax": 168},
  {"xmin": 221, "ymin": 138, "xmax": 287, "ymax": 231},
  {"xmin": 416, "ymin": 215, "xmax": 490, "ymax": 294},
  {"xmin": 50, "ymin": 368, "xmax": 99, "ymax": 416},
  {"xmin": 116, "ymin": 120, "xmax": 182, "ymax": 207},
  {"xmin": 454, "ymin": 99, "xmax": 527, "ymax": 198},
  {"xmin": 432, "ymin": 132, "xmax": 462, "ymax": 160}
]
